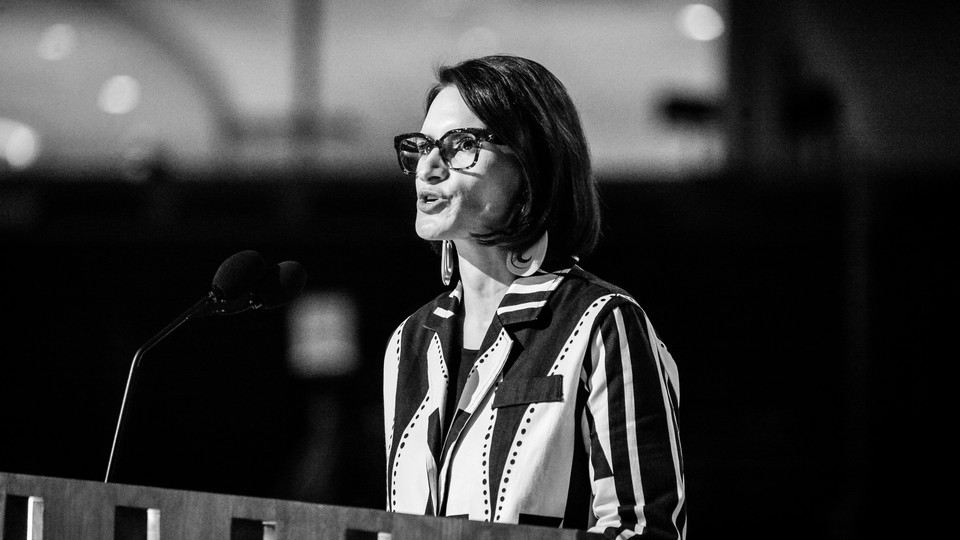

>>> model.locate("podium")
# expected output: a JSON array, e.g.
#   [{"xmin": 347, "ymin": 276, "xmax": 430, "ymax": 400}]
[{"xmin": 1, "ymin": 472, "xmax": 599, "ymax": 539}]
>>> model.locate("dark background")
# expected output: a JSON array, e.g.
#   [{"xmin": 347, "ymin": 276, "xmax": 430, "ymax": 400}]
[{"xmin": 2, "ymin": 2, "xmax": 958, "ymax": 539}]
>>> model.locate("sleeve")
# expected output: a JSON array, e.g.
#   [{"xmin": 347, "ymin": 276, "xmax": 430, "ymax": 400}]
[{"xmin": 583, "ymin": 302, "xmax": 685, "ymax": 539}]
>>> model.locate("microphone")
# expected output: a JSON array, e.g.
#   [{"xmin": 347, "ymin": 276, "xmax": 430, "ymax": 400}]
[
  {"xmin": 199, "ymin": 260, "xmax": 307, "ymax": 316},
  {"xmin": 259, "ymin": 260, "xmax": 308, "ymax": 308},
  {"xmin": 104, "ymin": 250, "xmax": 266, "ymax": 483},
  {"xmin": 211, "ymin": 249, "xmax": 267, "ymax": 301}
]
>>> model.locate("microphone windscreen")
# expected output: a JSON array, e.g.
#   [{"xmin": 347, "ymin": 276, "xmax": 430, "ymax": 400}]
[
  {"xmin": 258, "ymin": 261, "xmax": 307, "ymax": 309},
  {"xmin": 212, "ymin": 250, "xmax": 266, "ymax": 300}
]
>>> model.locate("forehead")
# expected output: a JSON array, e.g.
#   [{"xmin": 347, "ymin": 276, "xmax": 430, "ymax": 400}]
[{"xmin": 421, "ymin": 86, "xmax": 485, "ymax": 137}]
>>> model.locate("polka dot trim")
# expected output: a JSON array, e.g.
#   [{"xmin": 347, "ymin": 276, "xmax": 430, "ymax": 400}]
[
  {"xmin": 390, "ymin": 393, "xmax": 430, "ymax": 510},
  {"xmin": 462, "ymin": 332, "xmax": 505, "ymax": 399},
  {"xmin": 548, "ymin": 296, "xmax": 611, "ymax": 377},
  {"xmin": 481, "ymin": 395, "xmax": 498, "ymax": 519},
  {"xmin": 492, "ymin": 295, "xmax": 612, "ymax": 518},
  {"xmin": 434, "ymin": 339, "xmax": 448, "ymax": 380},
  {"xmin": 494, "ymin": 403, "xmax": 537, "ymax": 522},
  {"xmin": 385, "ymin": 324, "xmax": 405, "ymax": 504}
]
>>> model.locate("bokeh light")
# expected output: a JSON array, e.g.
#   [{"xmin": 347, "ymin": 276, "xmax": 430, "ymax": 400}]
[
  {"xmin": 0, "ymin": 118, "xmax": 40, "ymax": 170},
  {"xmin": 37, "ymin": 23, "xmax": 78, "ymax": 61},
  {"xmin": 677, "ymin": 4, "xmax": 725, "ymax": 41},
  {"xmin": 98, "ymin": 75, "xmax": 142, "ymax": 115}
]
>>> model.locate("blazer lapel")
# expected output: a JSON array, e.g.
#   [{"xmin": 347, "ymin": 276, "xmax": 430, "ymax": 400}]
[
  {"xmin": 423, "ymin": 286, "xmax": 466, "ymax": 432},
  {"xmin": 435, "ymin": 262, "xmax": 574, "ymax": 508}
]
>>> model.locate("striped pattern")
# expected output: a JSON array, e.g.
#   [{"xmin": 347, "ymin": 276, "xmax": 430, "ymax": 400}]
[{"xmin": 383, "ymin": 261, "xmax": 686, "ymax": 538}]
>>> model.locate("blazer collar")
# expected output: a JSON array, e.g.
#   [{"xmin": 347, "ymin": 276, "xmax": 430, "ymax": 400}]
[
  {"xmin": 424, "ymin": 286, "xmax": 464, "ymax": 333},
  {"xmin": 423, "ymin": 257, "xmax": 577, "ymax": 332}
]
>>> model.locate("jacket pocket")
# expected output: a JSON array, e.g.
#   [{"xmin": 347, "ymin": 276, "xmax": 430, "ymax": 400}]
[{"xmin": 492, "ymin": 375, "xmax": 563, "ymax": 408}]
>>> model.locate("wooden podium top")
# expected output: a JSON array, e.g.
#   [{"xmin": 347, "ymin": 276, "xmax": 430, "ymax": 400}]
[{"xmin": 1, "ymin": 471, "xmax": 599, "ymax": 539}]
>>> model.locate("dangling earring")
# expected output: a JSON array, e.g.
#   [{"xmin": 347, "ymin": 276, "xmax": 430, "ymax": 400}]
[
  {"xmin": 440, "ymin": 240, "xmax": 456, "ymax": 286},
  {"xmin": 507, "ymin": 231, "xmax": 548, "ymax": 277}
]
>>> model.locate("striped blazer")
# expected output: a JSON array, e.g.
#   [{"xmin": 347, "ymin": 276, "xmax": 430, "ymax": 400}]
[{"xmin": 383, "ymin": 261, "xmax": 686, "ymax": 539}]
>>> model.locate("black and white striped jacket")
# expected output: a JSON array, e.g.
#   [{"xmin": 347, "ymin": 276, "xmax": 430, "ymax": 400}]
[{"xmin": 383, "ymin": 261, "xmax": 686, "ymax": 539}]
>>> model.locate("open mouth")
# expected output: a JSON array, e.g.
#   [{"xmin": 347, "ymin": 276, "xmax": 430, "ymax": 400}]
[
  {"xmin": 417, "ymin": 192, "xmax": 447, "ymax": 213},
  {"xmin": 418, "ymin": 190, "xmax": 445, "ymax": 203}
]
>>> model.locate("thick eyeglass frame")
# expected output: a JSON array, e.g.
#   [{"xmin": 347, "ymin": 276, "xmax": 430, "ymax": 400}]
[{"xmin": 393, "ymin": 127, "xmax": 502, "ymax": 175}]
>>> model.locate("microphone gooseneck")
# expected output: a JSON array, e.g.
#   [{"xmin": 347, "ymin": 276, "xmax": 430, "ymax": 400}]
[{"xmin": 104, "ymin": 250, "xmax": 268, "ymax": 483}]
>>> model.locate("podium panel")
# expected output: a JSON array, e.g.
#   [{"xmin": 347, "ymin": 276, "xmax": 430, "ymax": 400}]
[{"xmin": 1, "ymin": 472, "xmax": 599, "ymax": 539}]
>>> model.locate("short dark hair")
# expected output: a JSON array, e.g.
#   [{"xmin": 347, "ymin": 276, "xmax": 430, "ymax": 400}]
[{"xmin": 425, "ymin": 55, "xmax": 601, "ymax": 260}]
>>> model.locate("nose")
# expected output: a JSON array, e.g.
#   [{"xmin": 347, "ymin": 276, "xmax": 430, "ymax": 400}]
[{"xmin": 416, "ymin": 146, "xmax": 448, "ymax": 184}]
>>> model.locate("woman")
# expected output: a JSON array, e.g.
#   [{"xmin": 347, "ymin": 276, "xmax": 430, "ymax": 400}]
[{"xmin": 383, "ymin": 55, "xmax": 685, "ymax": 539}]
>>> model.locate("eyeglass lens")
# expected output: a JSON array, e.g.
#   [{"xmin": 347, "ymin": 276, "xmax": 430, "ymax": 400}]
[{"xmin": 397, "ymin": 131, "xmax": 482, "ymax": 172}]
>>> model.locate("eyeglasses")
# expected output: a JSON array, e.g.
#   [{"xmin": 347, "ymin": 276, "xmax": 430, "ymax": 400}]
[{"xmin": 393, "ymin": 128, "xmax": 501, "ymax": 175}]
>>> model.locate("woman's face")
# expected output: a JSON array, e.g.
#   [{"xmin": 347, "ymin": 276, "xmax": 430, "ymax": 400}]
[{"xmin": 413, "ymin": 86, "xmax": 523, "ymax": 244}]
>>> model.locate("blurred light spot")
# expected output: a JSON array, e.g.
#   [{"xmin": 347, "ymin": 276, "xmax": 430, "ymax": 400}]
[
  {"xmin": 677, "ymin": 4, "xmax": 725, "ymax": 41},
  {"xmin": 287, "ymin": 291, "xmax": 360, "ymax": 378},
  {"xmin": 98, "ymin": 75, "xmax": 141, "ymax": 115},
  {"xmin": 37, "ymin": 23, "xmax": 78, "ymax": 61},
  {"xmin": 0, "ymin": 118, "xmax": 40, "ymax": 170}
]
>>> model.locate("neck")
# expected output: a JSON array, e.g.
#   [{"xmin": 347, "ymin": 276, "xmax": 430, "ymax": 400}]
[
  {"xmin": 454, "ymin": 240, "xmax": 516, "ymax": 348},
  {"xmin": 455, "ymin": 241, "xmax": 514, "ymax": 298}
]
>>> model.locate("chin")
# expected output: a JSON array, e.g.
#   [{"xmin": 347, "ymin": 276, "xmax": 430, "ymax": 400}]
[
  {"xmin": 415, "ymin": 227, "xmax": 442, "ymax": 242},
  {"xmin": 415, "ymin": 218, "xmax": 445, "ymax": 241}
]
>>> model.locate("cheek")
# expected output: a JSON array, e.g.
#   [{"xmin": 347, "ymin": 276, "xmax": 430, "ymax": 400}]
[
  {"xmin": 471, "ymin": 185, "xmax": 520, "ymax": 226},
  {"xmin": 476, "ymin": 160, "xmax": 523, "ymax": 214},
  {"xmin": 491, "ymin": 175, "xmax": 524, "ymax": 218},
  {"xmin": 488, "ymin": 189, "xmax": 518, "ymax": 216}
]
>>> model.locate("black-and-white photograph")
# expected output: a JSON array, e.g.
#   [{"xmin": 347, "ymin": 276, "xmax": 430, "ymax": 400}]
[{"xmin": 2, "ymin": 1, "xmax": 956, "ymax": 538}]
